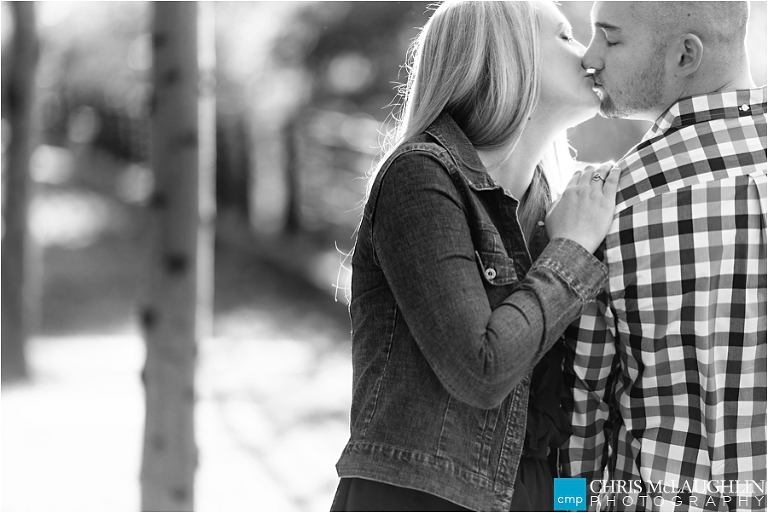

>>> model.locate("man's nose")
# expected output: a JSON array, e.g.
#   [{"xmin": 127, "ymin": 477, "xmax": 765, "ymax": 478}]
[{"xmin": 581, "ymin": 42, "xmax": 602, "ymax": 73}]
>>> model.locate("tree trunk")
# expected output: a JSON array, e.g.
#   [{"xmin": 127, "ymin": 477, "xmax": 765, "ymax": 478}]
[
  {"xmin": 140, "ymin": 2, "xmax": 216, "ymax": 510},
  {"xmin": 2, "ymin": 2, "xmax": 39, "ymax": 383},
  {"xmin": 284, "ymin": 115, "xmax": 301, "ymax": 233}
]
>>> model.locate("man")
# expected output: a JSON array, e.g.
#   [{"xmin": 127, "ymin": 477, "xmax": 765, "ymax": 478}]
[{"xmin": 561, "ymin": 2, "xmax": 766, "ymax": 511}]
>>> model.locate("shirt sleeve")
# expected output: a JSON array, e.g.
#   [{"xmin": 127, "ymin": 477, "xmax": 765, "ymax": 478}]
[
  {"xmin": 371, "ymin": 152, "xmax": 607, "ymax": 410},
  {"xmin": 560, "ymin": 289, "xmax": 619, "ymax": 483}
]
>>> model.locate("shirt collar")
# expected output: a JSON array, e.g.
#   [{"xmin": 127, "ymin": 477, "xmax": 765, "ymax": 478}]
[{"xmin": 643, "ymin": 86, "xmax": 767, "ymax": 142}]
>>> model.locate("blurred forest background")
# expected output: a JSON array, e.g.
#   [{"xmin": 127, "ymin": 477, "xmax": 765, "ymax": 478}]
[{"xmin": 1, "ymin": 1, "xmax": 766, "ymax": 511}]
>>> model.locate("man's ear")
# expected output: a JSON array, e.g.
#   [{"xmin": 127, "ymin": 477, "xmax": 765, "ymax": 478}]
[{"xmin": 674, "ymin": 33, "xmax": 704, "ymax": 77}]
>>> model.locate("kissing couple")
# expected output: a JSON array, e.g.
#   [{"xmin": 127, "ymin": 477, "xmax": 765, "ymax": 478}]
[{"xmin": 332, "ymin": 2, "xmax": 766, "ymax": 511}]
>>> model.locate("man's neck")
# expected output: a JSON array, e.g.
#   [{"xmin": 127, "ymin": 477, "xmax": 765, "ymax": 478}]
[
  {"xmin": 682, "ymin": 71, "xmax": 757, "ymax": 98},
  {"xmin": 645, "ymin": 67, "xmax": 758, "ymax": 123}
]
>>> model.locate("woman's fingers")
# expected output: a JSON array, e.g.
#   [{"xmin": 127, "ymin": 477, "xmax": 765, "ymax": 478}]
[
  {"xmin": 597, "ymin": 161, "xmax": 614, "ymax": 171},
  {"xmin": 568, "ymin": 169, "xmax": 584, "ymax": 187},
  {"xmin": 602, "ymin": 165, "xmax": 621, "ymax": 196},
  {"xmin": 579, "ymin": 166, "xmax": 595, "ymax": 185},
  {"xmin": 594, "ymin": 162, "xmax": 613, "ymax": 183},
  {"xmin": 546, "ymin": 161, "xmax": 621, "ymax": 254},
  {"xmin": 578, "ymin": 162, "xmax": 616, "ymax": 190}
]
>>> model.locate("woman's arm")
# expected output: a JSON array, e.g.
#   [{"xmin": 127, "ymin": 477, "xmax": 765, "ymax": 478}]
[{"xmin": 371, "ymin": 153, "xmax": 607, "ymax": 409}]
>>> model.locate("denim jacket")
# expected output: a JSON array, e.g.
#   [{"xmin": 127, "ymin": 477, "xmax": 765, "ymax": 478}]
[{"xmin": 335, "ymin": 112, "xmax": 607, "ymax": 511}]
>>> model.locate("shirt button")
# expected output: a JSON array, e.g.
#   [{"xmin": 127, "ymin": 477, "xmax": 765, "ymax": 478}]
[
  {"xmin": 537, "ymin": 220, "xmax": 545, "ymax": 227},
  {"xmin": 485, "ymin": 268, "xmax": 497, "ymax": 280},
  {"xmin": 741, "ymin": 104, "xmax": 750, "ymax": 111}
]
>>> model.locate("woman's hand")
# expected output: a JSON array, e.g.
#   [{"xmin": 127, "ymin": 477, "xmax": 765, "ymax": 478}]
[{"xmin": 545, "ymin": 162, "xmax": 620, "ymax": 254}]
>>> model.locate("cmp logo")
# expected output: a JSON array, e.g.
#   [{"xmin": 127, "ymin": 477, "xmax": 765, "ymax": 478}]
[{"xmin": 554, "ymin": 478, "xmax": 587, "ymax": 511}]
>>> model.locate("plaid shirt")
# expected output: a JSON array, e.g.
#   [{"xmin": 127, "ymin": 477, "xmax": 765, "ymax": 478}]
[{"xmin": 561, "ymin": 87, "xmax": 767, "ymax": 512}]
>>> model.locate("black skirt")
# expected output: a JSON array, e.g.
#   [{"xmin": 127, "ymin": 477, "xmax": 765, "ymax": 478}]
[
  {"xmin": 330, "ymin": 454, "xmax": 553, "ymax": 512},
  {"xmin": 330, "ymin": 478, "xmax": 471, "ymax": 511}
]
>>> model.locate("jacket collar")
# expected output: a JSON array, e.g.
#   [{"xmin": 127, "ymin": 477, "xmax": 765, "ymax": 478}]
[{"xmin": 424, "ymin": 111, "xmax": 501, "ymax": 192}]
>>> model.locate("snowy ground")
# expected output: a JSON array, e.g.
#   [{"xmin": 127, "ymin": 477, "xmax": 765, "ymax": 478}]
[
  {"xmin": 2, "ymin": 332, "xmax": 352, "ymax": 512},
  {"xmin": 2, "ymin": 178, "xmax": 355, "ymax": 512},
  {"xmin": 2, "ymin": 329, "xmax": 352, "ymax": 512}
]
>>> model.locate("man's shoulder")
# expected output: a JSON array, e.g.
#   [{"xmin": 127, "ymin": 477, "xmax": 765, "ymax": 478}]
[{"xmin": 613, "ymin": 109, "xmax": 767, "ymax": 213}]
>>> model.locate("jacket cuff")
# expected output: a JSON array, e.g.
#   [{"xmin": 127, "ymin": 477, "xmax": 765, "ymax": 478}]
[{"xmin": 531, "ymin": 237, "xmax": 607, "ymax": 303}]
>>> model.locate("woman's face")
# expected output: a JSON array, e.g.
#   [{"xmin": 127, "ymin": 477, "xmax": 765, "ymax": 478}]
[{"xmin": 536, "ymin": 2, "xmax": 600, "ymax": 126}]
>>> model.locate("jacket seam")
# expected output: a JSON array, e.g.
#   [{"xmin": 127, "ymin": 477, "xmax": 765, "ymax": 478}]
[
  {"xmin": 545, "ymin": 261, "xmax": 591, "ymax": 303},
  {"xmin": 494, "ymin": 378, "xmax": 529, "ymax": 490},
  {"xmin": 361, "ymin": 303, "xmax": 398, "ymax": 438},
  {"xmin": 436, "ymin": 396, "xmax": 451, "ymax": 459},
  {"xmin": 342, "ymin": 440, "xmax": 499, "ymax": 488},
  {"xmin": 369, "ymin": 145, "xmax": 454, "ymax": 268},
  {"xmin": 533, "ymin": 241, "xmax": 607, "ymax": 303}
]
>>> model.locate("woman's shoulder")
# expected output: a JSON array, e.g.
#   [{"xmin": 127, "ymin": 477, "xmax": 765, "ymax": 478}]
[
  {"xmin": 364, "ymin": 136, "xmax": 466, "ymax": 220},
  {"xmin": 388, "ymin": 133, "xmax": 450, "ymax": 166},
  {"xmin": 373, "ymin": 142, "xmax": 455, "ymax": 197},
  {"xmin": 376, "ymin": 135, "xmax": 452, "ymax": 185}
]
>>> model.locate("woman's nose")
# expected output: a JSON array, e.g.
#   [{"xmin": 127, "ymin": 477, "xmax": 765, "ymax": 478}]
[{"xmin": 574, "ymin": 40, "xmax": 587, "ymax": 58}]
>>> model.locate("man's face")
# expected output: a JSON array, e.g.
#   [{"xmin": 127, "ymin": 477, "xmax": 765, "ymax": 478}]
[{"xmin": 582, "ymin": 2, "xmax": 669, "ymax": 121}]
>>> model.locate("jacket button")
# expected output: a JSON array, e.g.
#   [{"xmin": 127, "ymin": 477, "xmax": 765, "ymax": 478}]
[{"xmin": 485, "ymin": 268, "xmax": 496, "ymax": 280}]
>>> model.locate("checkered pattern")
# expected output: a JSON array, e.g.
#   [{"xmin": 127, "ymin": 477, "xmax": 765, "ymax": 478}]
[{"xmin": 561, "ymin": 87, "xmax": 767, "ymax": 512}]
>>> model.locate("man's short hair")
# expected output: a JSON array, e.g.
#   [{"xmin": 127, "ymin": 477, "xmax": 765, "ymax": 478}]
[{"xmin": 630, "ymin": 1, "xmax": 749, "ymax": 50}]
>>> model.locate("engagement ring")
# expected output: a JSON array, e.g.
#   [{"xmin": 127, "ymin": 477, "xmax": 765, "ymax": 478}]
[{"xmin": 592, "ymin": 174, "xmax": 605, "ymax": 182}]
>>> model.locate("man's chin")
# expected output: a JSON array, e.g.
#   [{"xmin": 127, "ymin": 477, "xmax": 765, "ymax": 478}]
[
  {"xmin": 596, "ymin": 87, "xmax": 662, "ymax": 121},
  {"xmin": 598, "ymin": 108, "xmax": 624, "ymax": 119},
  {"xmin": 598, "ymin": 97, "xmax": 626, "ymax": 119}
]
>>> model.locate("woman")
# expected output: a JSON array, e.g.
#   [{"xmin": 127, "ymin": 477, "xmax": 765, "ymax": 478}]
[{"xmin": 332, "ymin": 1, "xmax": 618, "ymax": 511}]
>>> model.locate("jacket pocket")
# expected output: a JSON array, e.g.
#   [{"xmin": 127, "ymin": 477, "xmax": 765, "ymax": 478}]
[
  {"xmin": 475, "ymin": 250, "xmax": 520, "ymax": 310},
  {"xmin": 437, "ymin": 395, "xmax": 503, "ymax": 478},
  {"xmin": 475, "ymin": 250, "xmax": 519, "ymax": 286}
]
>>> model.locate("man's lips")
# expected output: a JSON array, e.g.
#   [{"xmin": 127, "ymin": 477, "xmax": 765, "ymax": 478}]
[
  {"xmin": 585, "ymin": 74, "xmax": 601, "ymax": 86},
  {"xmin": 587, "ymin": 76, "xmax": 604, "ymax": 98}
]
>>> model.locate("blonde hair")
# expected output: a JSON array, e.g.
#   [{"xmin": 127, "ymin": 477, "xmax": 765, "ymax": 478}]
[{"xmin": 373, "ymin": 0, "xmax": 574, "ymax": 241}]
